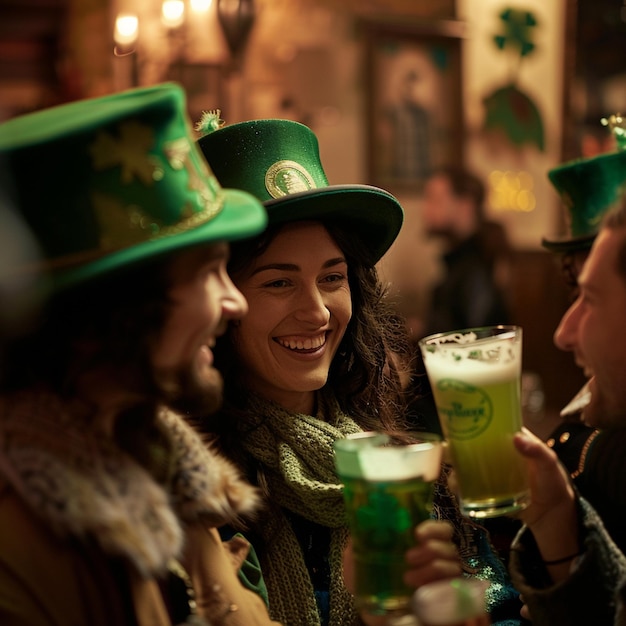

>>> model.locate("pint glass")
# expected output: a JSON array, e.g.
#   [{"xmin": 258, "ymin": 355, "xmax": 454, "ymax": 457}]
[
  {"xmin": 418, "ymin": 325, "xmax": 529, "ymax": 518},
  {"xmin": 334, "ymin": 431, "xmax": 442, "ymax": 615}
]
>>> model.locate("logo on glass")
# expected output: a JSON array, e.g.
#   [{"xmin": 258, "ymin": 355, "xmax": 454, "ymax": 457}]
[{"xmin": 435, "ymin": 379, "xmax": 492, "ymax": 440}]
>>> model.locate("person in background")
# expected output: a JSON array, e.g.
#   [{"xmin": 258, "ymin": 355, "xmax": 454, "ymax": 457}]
[
  {"xmin": 195, "ymin": 114, "xmax": 523, "ymax": 626},
  {"xmin": 0, "ymin": 83, "xmax": 283, "ymax": 626},
  {"xmin": 539, "ymin": 117, "xmax": 626, "ymax": 555},
  {"xmin": 407, "ymin": 165, "xmax": 514, "ymax": 440},
  {"xmin": 420, "ymin": 165, "xmax": 513, "ymax": 338},
  {"xmin": 507, "ymin": 198, "xmax": 626, "ymax": 626}
]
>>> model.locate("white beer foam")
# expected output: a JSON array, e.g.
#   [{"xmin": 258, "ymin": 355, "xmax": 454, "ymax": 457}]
[
  {"xmin": 422, "ymin": 341, "xmax": 521, "ymax": 385},
  {"xmin": 356, "ymin": 444, "xmax": 442, "ymax": 482}
]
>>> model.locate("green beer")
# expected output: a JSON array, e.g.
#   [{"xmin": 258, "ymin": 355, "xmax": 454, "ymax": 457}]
[
  {"xmin": 431, "ymin": 376, "xmax": 528, "ymax": 514},
  {"xmin": 343, "ymin": 474, "xmax": 435, "ymax": 613},
  {"xmin": 419, "ymin": 326, "xmax": 529, "ymax": 518},
  {"xmin": 334, "ymin": 432, "xmax": 442, "ymax": 615}
]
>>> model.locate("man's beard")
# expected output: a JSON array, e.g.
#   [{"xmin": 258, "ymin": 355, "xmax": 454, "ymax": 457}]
[{"xmin": 155, "ymin": 361, "xmax": 224, "ymax": 420}]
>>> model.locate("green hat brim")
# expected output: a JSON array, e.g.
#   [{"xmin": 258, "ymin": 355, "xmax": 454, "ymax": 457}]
[
  {"xmin": 263, "ymin": 184, "xmax": 403, "ymax": 265},
  {"xmin": 544, "ymin": 146, "xmax": 626, "ymax": 252},
  {"xmin": 52, "ymin": 188, "xmax": 266, "ymax": 290},
  {"xmin": 541, "ymin": 232, "xmax": 596, "ymax": 254},
  {"xmin": 0, "ymin": 83, "xmax": 269, "ymax": 294}
]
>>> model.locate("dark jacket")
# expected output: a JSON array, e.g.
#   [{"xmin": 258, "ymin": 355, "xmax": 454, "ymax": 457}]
[
  {"xmin": 509, "ymin": 497, "xmax": 626, "ymax": 626},
  {"xmin": 426, "ymin": 233, "xmax": 511, "ymax": 336},
  {"xmin": 547, "ymin": 421, "xmax": 626, "ymax": 554}
]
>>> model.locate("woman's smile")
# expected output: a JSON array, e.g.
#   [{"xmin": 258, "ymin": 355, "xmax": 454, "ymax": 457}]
[
  {"xmin": 231, "ymin": 222, "xmax": 352, "ymax": 412},
  {"xmin": 274, "ymin": 332, "xmax": 328, "ymax": 352}
]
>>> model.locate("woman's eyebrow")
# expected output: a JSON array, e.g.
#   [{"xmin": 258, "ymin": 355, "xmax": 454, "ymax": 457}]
[
  {"xmin": 324, "ymin": 257, "xmax": 347, "ymax": 268},
  {"xmin": 250, "ymin": 262, "xmax": 299, "ymax": 276},
  {"xmin": 250, "ymin": 257, "xmax": 347, "ymax": 276}
]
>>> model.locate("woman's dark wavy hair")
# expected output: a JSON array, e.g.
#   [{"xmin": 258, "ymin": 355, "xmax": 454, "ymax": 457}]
[
  {"xmin": 208, "ymin": 219, "xmax": 412, "ymax": 454},
  {"xmin": 0, "ymin": 257, "xmax": 174, "ymax": 401}
]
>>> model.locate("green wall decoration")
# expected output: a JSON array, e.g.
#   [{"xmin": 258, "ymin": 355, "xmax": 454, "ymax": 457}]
[{"xmin": 482, "ymin": 7, "xmax": 545, "ymax": 152}]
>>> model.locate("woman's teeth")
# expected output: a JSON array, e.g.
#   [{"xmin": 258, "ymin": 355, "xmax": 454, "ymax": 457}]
[{"xmin": 276, "ymin": 335, "xmax": 325, "ymax": 350}]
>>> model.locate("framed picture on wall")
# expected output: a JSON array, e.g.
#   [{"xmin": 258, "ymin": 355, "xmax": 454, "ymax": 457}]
[{"xmin": 363, "ymin": 19, "xmax": 466, "ymax": 192}]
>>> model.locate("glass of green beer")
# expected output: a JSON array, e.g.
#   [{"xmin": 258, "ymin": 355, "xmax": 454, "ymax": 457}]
[
  {"xmin": 333, "ymin": 431, "xmax": 443, "ymax": 616},
  {"xmin": 418, "ymin": 325, "xmax": 529, "ymax": 518}
]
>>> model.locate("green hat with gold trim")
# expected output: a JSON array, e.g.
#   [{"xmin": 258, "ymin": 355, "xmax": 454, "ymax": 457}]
[
  {"xmin": 195, "ymin": 113, "xmax": 403, "ymax": 265},
  {"xmin": 0, "ymin": 83, "xmax": 267, "ymax": 291},
  {"xmin": 542, "ymin": 114, "xmax": 626, "ymax": 253}
]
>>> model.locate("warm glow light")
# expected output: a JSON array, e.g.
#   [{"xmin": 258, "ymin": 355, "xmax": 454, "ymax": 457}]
[
  {"xmin": 488, "ymin": 170, "xmax": 536, "ymax": 213},
  {"xmin": 162, "ymin": 0, "xmax": 185, "ymax": 28},
  {"xmin": 190, "ymin": 0, "xmax": 213, "ymax": 13},
  {"xmin": 114, "ymin": 13, "xmax": 139, "ymax": 46}
]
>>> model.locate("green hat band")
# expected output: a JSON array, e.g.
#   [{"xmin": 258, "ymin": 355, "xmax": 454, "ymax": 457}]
[
  {"xmin": 196, "ymin": 116, "xmax": 404, "ymax": 264},
  {"xmin": 0, "ymin": 84, "xmax": 267, "ymax": 289}
]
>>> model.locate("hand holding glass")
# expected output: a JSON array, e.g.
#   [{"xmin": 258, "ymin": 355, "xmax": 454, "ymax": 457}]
[
  {"xmin": 334, "ymin": 431, "xmax": 442, "ymax": 616},
  {"xmin": 418, "ymin": 325, "xmax": 529, "ymax": 518}
]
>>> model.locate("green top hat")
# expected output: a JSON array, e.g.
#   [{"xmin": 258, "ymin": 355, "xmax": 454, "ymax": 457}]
[
  {"xmin": 0, "ymin": 83, "xmax": 267, "ymax": 291},
  {"xmin": 196, "ymin": 113, "xmax": 404, "ymax": 265},
  {"xmin": 542, "ymin": 114, "xmax": 626, "ymax": 253}
]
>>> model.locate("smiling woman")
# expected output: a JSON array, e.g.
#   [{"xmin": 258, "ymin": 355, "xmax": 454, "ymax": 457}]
[
  {"xmin": 229, "ymin": 222, "xmax": 352, "ymax": 415},
  {"xmin": 194, "ymin": 116, "xmax": 523, "ymax": 626},
  {"xmin": 207, "ymin": 216, "xmax": 414, "ymax": 626}
]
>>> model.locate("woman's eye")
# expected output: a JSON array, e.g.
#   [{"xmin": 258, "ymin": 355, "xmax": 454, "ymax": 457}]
[
  {"xmin": 263, "ymin": 278, "xmax": 290, "ymax": 288},
  {"xmin": 323, "ymin": 273, "xmax": 346, "ymax": 284}
]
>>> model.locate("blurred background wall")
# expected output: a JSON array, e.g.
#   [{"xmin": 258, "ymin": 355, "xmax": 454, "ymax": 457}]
[{"xmin": 2, "ymin": 0, "xmax": 624, "ymax": 419}]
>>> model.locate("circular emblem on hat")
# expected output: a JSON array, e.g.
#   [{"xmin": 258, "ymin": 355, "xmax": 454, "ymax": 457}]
[{"xmin": 265, "ymin": 160, "xmax": 317, "ymax": 199}]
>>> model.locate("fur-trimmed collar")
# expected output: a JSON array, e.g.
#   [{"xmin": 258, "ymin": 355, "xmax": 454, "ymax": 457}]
[{"xmin": 0, "ymin": 390, "xmax": 259, "ymax": 576}]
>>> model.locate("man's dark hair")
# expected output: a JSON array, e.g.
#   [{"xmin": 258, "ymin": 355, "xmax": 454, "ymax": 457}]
[
  {"xmin": 1, "ymin": 257, "xmax": 175, "ymax": 400},
  {"xmin": 558, "ymin": 248, "xmax": 590, "ymax": 301},
  {"xmin": 602, "ymin": 196, "xmax": 626, "ymax": 284},
  {"xmin": 432, "ymin": 165, "xmax": 486, "ymax": 222}
]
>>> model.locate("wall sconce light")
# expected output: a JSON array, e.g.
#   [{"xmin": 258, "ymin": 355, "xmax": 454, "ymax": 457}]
[
  {"xmin": 190, "ymin": 0, "xmax": 213, "ymax": 13},
  {"xmin": 114, "ymin": 13, "xmax": 139, "ymax": 55},
  {"xmin": 217, "ymin": 0, "xmax": 255, "ymax": 62},
  {"xmin": 112, "ymin": 0, "xmax": 255, "ymax": 96},
  {"xmin": 162, "ymin": 0, "xmax": 186, "ymax": 29}
]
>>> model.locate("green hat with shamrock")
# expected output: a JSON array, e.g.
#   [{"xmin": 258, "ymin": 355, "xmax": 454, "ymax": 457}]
[
  {"xmin": 0, "ymin": 83, "xmax": 267, "ymax": 291},
  {"xmin": 542, "ymin": 115, "xmax": 626, "ymax": 253},
  {"xmin": 196, "ymin": 113, "xmax": 404, "ymax": 265}
]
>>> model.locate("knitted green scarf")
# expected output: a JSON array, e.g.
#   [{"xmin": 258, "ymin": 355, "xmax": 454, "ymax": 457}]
[{"xmin": 238, "ymin": 392, "xmax": 364, "ymax": 626}]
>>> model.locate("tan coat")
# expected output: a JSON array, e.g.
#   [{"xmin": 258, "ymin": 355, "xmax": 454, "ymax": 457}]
[{"xmin": 0, "ymin": 391, "xmax": 282, "ymax": 626}]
